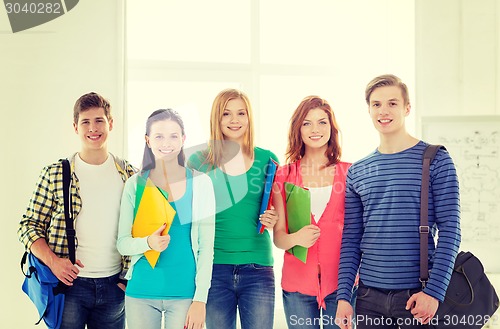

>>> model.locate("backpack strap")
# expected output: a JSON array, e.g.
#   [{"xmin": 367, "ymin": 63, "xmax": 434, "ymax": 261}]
[
  {"xmin": 419, "ymin": 144, "xmax": 445, "ymax": 287},
  {"xmin": 20, "ymin": 251, "xmax": 35, "ymax": 278},
  {"xmin": 62, "ymin": 159, "xmax": 76, "ymax": 264},
  {"xmin": 50, "ymin": 159, "xmax": 75, "ymax": 295}
]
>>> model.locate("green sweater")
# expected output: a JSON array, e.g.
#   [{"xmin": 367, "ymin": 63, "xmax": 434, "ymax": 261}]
[{"xmin": 187, "ymin": 147, "xmax": 278, "ymax": 266}]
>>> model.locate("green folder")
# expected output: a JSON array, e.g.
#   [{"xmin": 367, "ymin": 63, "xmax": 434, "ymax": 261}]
[{"xmin": 284, "ymin": 182, "xmax": 311, "ymax": 263}]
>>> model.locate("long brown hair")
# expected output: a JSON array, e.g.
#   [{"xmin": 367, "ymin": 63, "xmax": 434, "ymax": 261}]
[
  {"xmin": 206, "ymin": 88, "xmax": 255, "ymax": 168},
  {"xmin": 141, "ymin": 109, "xmax": 186, "ymax": 172},
  {"xmin": 285, "ymin": 95, "xmax": 341, "ymax": 167}
]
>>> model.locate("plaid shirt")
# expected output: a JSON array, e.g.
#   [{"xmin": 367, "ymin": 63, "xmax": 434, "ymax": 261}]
[{"xmin": 18, "ymin": 153, "xmax": 137, "ymax": 277}]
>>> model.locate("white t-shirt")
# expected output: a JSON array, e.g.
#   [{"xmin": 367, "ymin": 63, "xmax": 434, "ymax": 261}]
[
  {"xmin": 74, "ymin": 154, "xmax": 124, "ymax": 278},
  {"xmin": 306, "ymin": 185, "xmax": 332, "ymax": 223}
]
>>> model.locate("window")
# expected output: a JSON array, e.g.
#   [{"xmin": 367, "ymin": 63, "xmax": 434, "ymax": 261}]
[{"xmin": 126, "ymin": 1, "xmax": 416, "ymax": 325}]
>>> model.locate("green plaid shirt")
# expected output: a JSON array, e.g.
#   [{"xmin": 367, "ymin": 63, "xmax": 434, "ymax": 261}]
[{"xmin": 18, "ymin": 153, "xmax": 137, "ymax": 277}]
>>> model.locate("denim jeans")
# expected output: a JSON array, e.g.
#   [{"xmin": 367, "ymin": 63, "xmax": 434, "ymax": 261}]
[
  {"xmin": 60, "ymin": 273, "xmax": 125, "ymax": 329},
  {"xmin": 355, "ymin": 282, "xmax": 424, "ymax": 329},
  {"xmin": 283, "ymin": 290, "xmax": 342, "ymax": 329},
  {"xmin": 125, "ymin": 296, "xmax": 192, "ymax": 329},
  {"xmin": 206, "ymin": 264, "xmax": 275, "ymax": 329}
]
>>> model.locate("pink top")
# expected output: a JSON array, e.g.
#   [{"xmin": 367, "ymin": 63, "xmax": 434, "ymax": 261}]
[{"xmin": 275, "ymin": 160, "xmax": 351, "ymax": 309}]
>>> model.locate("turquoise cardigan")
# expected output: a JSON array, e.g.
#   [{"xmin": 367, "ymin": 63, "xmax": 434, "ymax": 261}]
[{"xmin": 117, "ymin": 169, "xmax": 215, "ymax": 303}]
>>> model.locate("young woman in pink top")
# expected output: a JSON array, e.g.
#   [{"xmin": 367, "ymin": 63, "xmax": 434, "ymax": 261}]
[{"xmin": 273, "ymin": 96, "xmax": 356, "ymax": 329}]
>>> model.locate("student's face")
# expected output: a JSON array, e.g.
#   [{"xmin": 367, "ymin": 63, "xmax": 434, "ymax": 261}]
[
  {"xmin": 368, "ymin": 85, "xmax": 410, "ymax": 135},
  {"xmin": 73, "ymin": 107, "xmax": 113, "ymax": 151},
  {"xmin": 300, "ymin": 108, "xmax": 331, "ymax": 151},
  {"xmin": 146, "ymin": 119, "xmax": 185, "ymax": 162},
  {"xmin": 220, "ymin": 98, "xmax": 249, "ymax": 143}
]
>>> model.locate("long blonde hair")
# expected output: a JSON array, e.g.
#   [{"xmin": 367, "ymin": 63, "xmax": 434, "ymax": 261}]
[{"xmin": 205, "ymin": 88, "xmax": 255, "ymax": 168}]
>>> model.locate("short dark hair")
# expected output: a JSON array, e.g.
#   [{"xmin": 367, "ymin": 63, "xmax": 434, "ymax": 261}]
[{"xmin": 73, "ymin": 92, "xmax": 112, "ymax": 124}]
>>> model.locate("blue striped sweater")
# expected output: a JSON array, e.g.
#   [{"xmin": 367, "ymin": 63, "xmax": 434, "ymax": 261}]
[{"xmin": 336, "ymin": 141, "xmax": 461, "ymax": 302}]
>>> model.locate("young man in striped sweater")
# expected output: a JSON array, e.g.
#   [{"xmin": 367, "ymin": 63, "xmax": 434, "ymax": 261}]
[{"xmin": 335, "ymin": 74, "xmax": 461, "ymax": 329}]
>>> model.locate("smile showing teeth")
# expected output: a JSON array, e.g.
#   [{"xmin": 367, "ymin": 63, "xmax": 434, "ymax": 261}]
[
  {"xmin": 228, "ymin": 127, "xmax": 241, "ymax": 131},
  {"xmin": 88, "ymin": 135, "xmax": 101, "ymax": 140},
  {"xmin": 379, "ymin": 119, "xmax": 391, "ymax": 123},
  {"xmin": 310, "ymin": 136, "xmax": 322, "ymax": 140},
  {"xmin": 159, "ymin": 149, "xmax": 173, "ymax": 154}
]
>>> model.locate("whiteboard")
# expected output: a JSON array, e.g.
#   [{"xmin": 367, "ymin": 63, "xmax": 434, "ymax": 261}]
[{"xmin": 421, "ymin": 116, "xmax": 500, "ymax": 273}]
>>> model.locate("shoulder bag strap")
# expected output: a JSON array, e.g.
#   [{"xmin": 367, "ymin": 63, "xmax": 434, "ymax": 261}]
[
  {"xmin": 62, "ymin": 159, "xmax": 76, "ymax": 264},
  {"xmin": 419, "ymin": 144, "xmax": 444, "ymax": 287}
]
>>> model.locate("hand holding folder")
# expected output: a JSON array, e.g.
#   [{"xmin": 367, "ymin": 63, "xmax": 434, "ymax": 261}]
[
  {"xmin": 257, "ymin": 158, "xmax": 278, "ymax": 234},
  {"xmin": 284, "ymin": 182, "xmax": 311, "ymax": 263},
  {"xmin": 132, "ymin": 176, "xmax": 176, "ymax": 268}
]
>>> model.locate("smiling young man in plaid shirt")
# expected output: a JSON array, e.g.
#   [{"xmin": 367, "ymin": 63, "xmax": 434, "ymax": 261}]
[{"xmin": 18, "ymin": 92, "xmax": 137, "ymax": 329}]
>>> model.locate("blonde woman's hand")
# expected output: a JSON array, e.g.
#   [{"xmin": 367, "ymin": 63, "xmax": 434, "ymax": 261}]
[
  {"xmin": 147, "ymin": 223, "xmax": 170, "ymax": 252},
  {"xmin": 184, "ymin": 301, "xmax": 206, "ymax": 329},
  {"xmin": 294, "ymin": 225, "xmax": 320, "ymax": 248},
  {"xmin": 259, "ymin": 206, "xmax": 279, "ymax": 229}
]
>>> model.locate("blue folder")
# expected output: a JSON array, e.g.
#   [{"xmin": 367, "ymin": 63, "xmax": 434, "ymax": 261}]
[{"xmin": 257, "ymin": 158, "xmax": 278, "ymax": 234}]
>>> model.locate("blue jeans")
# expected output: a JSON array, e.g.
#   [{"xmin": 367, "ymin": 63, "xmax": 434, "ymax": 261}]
[
  {"xmin": 60, "ymin": 273, "xmax": 125, "ymax": 329},
  {"xmin": 283, "ymin": 290, "xmax": 341, "ymax": 329},
  {"xmin": 206, "ymin": 264, "xmax": 275, "ymax": 329},
  {"xmin": 355, "ymin": 282, "xmax": 424, "ymax": 329},
  {"xmin": 125, "ymin": 296, "xmax": 192, "ymax": 329}
]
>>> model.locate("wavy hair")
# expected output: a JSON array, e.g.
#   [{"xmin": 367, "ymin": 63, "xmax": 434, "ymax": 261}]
[{"xmin": 285, "ymin": 96, "xmax": 341, "ymax": 167}]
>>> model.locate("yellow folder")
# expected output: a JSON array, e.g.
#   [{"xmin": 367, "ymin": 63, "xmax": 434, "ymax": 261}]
[
  {"xmin": 284, "ymin": 182, "xmax": 311, "ymax": 263},
  {"xmin": 132, "ymin": 177, "xmax": 176, "ymax": 268}
]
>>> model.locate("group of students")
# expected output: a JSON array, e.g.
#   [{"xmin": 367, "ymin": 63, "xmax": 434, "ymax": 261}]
[{"xmin": 18, "ymin": 74, "xmax": 461, "ymax": 329}]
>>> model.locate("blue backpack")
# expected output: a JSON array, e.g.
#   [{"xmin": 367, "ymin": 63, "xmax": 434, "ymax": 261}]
[
  {"xmin": 20, "ymin": 159, "xmax": 75, "ymax": 329},
  {"xmin": 21, "ymin": 252, "xmax": 66, "ymax": 328}
]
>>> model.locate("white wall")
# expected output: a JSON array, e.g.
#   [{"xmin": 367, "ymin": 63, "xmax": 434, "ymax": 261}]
[
  {"xmin": 416, "ymin": 0, "xmax": 500, "ymax": 259},
  {"xmin": 0, "ymin": 1, "xmax": 125, "ymax": 327},
  {"xmin": 416, "ymin": 0, "xmax": 499, "ymax": 118}
]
